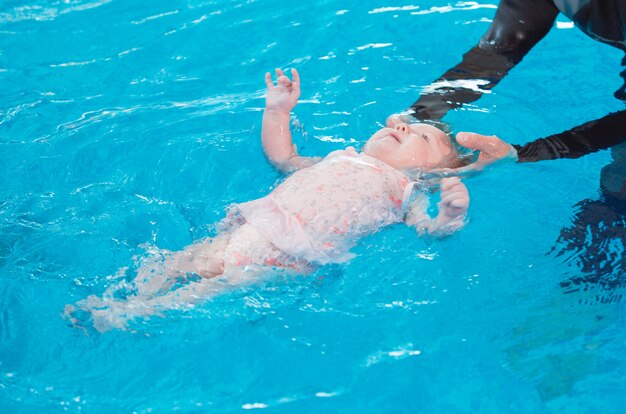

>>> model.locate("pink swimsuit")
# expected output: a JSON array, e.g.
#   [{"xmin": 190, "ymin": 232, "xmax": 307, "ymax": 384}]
[{"xmin": 233, "ymin": 148, "xmax": 416, "ymax": 265}]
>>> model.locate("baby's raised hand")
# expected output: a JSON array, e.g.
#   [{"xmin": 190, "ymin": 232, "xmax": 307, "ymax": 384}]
[
  {"xmin": 437, "ymin": 177, "xmax": 469, "ymax": 220},
  {"xmin": 265, "ymin": 68, "xmax": 300, "ymax": 113}
]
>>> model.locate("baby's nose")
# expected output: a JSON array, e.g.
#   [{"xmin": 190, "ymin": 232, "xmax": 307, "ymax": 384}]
[
  {"xmin": 386, "ymin": 115, "xmax": 402, "ymax": 127},
  {"xmin": 394, "ymin": 123, "xmax": 410, "ymax": 133}
]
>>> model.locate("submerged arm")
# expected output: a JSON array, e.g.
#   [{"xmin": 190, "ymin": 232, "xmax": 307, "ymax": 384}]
[{"xmin": 407, "ymin": 0, "xmax": 558, "ymax": 121}]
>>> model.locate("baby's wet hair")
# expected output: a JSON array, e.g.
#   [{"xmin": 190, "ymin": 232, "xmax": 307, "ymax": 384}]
[
  {"xmin": 440, "ymin": 144, "xmax": 474, "ymax": 168},
  {"xmin": 424, "ymin": 121, "xmax": 476, "ymax": 169}
]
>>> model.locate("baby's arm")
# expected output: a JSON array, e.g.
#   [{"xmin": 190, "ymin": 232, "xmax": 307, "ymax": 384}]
[
  {"xmin": 263, "ymin": 68, "xmax": 321, "ymax": 173},
  {"xmin": 405, "ymin": 177, "xmax": 469, "ymax": 236}
]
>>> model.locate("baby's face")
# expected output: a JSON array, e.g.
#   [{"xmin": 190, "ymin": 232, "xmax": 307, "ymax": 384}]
[{"xmin": 362, "ymin": 120, "xmax": 453, "ymax": 170}]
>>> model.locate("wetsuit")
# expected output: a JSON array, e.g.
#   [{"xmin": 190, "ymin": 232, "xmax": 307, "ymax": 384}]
[
  {"xmin": 410, "ymin": 0, "xmax": 626, "ymax": 191},
  {"xmin": 410, "ymin": 0, "xmax": 626, "ymax": 298}
]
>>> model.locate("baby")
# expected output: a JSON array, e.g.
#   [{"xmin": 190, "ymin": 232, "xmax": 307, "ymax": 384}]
[{"xmin": 66, "ymin": 69, "xmax": 469, "ymax": 331}]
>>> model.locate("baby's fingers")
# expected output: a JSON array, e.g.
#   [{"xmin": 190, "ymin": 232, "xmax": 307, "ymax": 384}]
[
  {"xmin": 274, "ymin": 68, "xmax": 297, "ymax": 90},
  {"xmin": 291, "ymin": 68, "xmax": 300, "ymax": 93},
  {"xmin": 439, "ymin": 193, "xmax": 469, "ymax": 218},
  {"xmin": 275, "ymin": 68, "xmax": 290, "ymax": 85},
  {"xmin": 452, "ymin": 198, "xmax": 469, "ymax": 208},
  {"xmin": 446, "ymin": 196, "xmax": 469, "ymax": 209},
  {"xmin": 264, "ymin": 72, "xmax": 274, "ymax": 88},
  {"xmin": 277, "ymin": 75, "xmax": 292, "ymax": 89},
  {"xmin": 440, "ymin": 177, "xmax": 461, "ymax": 191},
  {"xmin": 440, "ymin": 191, "xmax": 468, "ymax": 206}
]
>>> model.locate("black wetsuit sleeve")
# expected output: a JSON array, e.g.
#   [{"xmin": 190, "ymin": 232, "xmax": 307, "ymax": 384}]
[
  {"xmin": 409, "ymin": 0, "xmax": 559, "ymax": 121},
  {"xmin": 514, "ymin": 110, "xmax": 626, "ymax": 162}
]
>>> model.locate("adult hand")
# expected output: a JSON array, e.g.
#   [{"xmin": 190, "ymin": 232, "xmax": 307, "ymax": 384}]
[
  {"xmin": 456, "ymin": 132, "xmax": 518, "ymax": 167},
  {"xmin": 419, "ymin": 132, "xmax": 518, "ymax": 179}
]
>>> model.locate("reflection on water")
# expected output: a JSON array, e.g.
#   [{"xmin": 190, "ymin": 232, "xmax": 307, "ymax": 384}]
[
  {"xmin": 555, "ymin": 196, "xmax": 626, "ymax": 304},
  {"xmin": 503, "ymin": 193, "xmax": 626, "ymax": 401}
]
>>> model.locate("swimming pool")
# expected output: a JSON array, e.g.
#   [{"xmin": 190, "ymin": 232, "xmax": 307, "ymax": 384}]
[{"xmin": 1, "ymin": 0, "xmax": 625, "ymax": 412}]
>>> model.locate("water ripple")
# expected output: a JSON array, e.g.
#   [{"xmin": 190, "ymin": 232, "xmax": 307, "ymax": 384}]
[
  {"xmin": 369, "ymin": 5, "xmax": 421, "ymax": 14},
  {"xmin": 364, "ymin": 343, "xmax": 422, "ymax": 367},
  {"xmin": 0, "ymin": 0, "xmax": 113, "ymax": 24},
  {"xmin": 163, "ymin": 12, "xmax": 211, "ymax": 36},
  {"xmin": 411, "ymin": 1, "xmax": 497, "ymax": 15},
  {"xmin": 49, "ymin": 47, "xmax": 141, "ymax": 68},
  {"xmin": 55, "ymin": 106, "xmax": 141, "ymax": 134},
  {"xmin": 130, "ymin": 10, "xmax": 179, "ymax": 25},
  {"xmin": 0, "ymin": 100, "xmax": 42, "ymax": 125},
  {"xmin": 47, "ymin": 92, "xmax": 255, "ymax": 139},
  {"xmin": 368, "ymin": 1, "xmax": 497, "ymax": 15}
]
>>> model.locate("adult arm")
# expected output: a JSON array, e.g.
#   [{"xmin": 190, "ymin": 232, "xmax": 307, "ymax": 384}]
[
  {"xmin": 408, "ymin": 0, "xmax": 559, "ymax": 121},
  {"xmin": 449, "ymin": 110, "xmax": 626, "ymax": 171},
  {"xmin": 514, "ymin": 110, "xmax": 626, "ymax": 162},
  {"xmin": 408, "ymin": 0, "xmax": 626, "ymax": 168}
]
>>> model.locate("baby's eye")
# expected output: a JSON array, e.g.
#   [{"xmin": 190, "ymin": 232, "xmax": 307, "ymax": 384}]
[{"xmin": 421, "ymin": 133, "xmax": 429, "ymax": 142}]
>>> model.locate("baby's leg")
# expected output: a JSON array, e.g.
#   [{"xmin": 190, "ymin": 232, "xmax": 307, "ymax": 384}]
[
  {"xmin": 166, "ymin": 234, "xmax": 228, "ymax": 277},
  {"xmin": 220, "ymin": 223, "xmax": 311, "ymax": 283},
  {"xmin": 84, "ymin": 225, "xmax": 270, "ymax": 330},
  {"xmin": 65, "ymin": 223, "xmax": 309, "ymax": 332},
  {"xmin": 132, "ymin": 233, "xmax": 230, "ymax": 297},
  {"xmin": 130, "ymin": 219, "xmax": 300, "ymax": 298},
  {"xmin": 65, "ymin": 233, "xmax": 233, "ymax": 332}
]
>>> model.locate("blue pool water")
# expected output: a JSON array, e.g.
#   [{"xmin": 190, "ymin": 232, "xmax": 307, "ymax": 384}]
[{"xmin": 2, "ymin": 0, "xmax": 626, "ymax": 412}]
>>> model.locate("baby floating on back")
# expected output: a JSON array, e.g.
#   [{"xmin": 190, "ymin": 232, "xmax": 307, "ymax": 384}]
[{"xmin": 65, "ymin": 68, "xmax": 470, "ymax": 332}]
